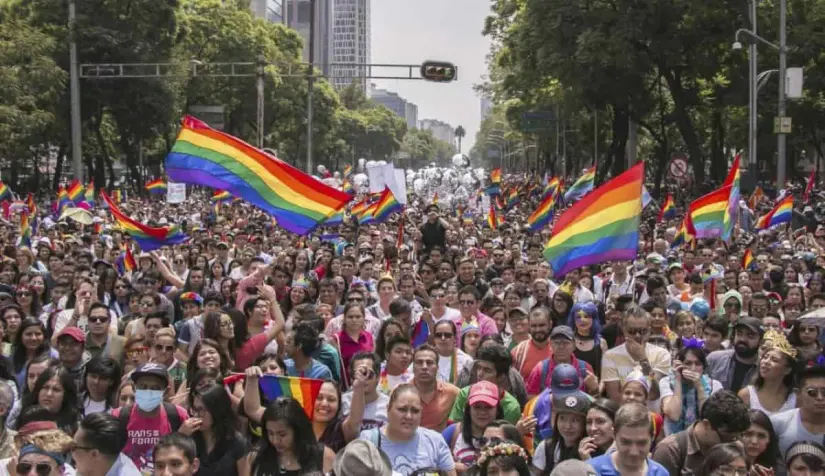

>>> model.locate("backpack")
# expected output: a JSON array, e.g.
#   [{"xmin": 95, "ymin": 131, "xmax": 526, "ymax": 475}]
[
  {"xmin": 539, "ymin": 359, "xmax": 588, "ymax": 393},
  {"xmin": 118, "ymin": 403, "xmax": 183, "ymax": 436}
]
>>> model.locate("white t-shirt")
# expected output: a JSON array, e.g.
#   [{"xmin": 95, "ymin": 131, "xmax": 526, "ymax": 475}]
[
  {"xmin": 437, "ymin": 351, "xmax": 473, "ymax": 384},
  {"xmin": 342, "ymin": 391, "xmax": 389, "ymax": 431}
]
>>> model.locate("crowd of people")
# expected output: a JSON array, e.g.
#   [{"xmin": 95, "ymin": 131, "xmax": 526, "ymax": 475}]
[{"xmin": 0, "ymin": 168, "xmax": 822, "ymax": 476}]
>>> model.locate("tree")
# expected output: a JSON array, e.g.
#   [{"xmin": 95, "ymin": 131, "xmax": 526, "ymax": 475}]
[{"xmin": 455, "ymin": 125, "xmax": 465, "ymax": 153}]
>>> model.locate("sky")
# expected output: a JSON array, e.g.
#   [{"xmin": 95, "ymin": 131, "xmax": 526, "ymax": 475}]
[{"xmin": 370, "ymin": 0, "xmax": 492, "ymax": 154}]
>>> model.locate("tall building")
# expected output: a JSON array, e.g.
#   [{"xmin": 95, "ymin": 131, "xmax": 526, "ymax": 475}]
[
  {"xmin": 419, "ymin": 119, "xmax": 455, "ymax": 146},
  {"xmin": 284, "ymin": 0, "xmax": 334, "ymax": 76},
  {"xmin": 249, "ymin": 0, "xmax": 284, "ymax": 25},
  {"xmin": 370, "ymin": 87, "xmax": 417, "ymax": 129},
  {"xmin": 331, "ymin": 0, "xmax": 371, "ymax": 92},
  {"xmin": 481, "ymin": 95, "xmax": 493, "ymax": 121}
]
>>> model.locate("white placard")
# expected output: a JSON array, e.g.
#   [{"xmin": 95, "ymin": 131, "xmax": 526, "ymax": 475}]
[
  {"xmin": 367, "ymin": 165, "xmax": 385, "ymax": 194},
  {"xmin": 167, "ymin": 183, "xmax": 186, "ymax": 203},
  {"xmin": 393, "ymin": 168, "xmax": 407, "ymax": 205}
]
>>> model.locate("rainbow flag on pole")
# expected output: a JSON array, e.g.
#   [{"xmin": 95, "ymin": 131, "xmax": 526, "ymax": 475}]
[
  {"xmin": 84, "ymin": 180, "xmax": 95, "ymax": 206},
  {"xmin": 372, "ymin": 187, "xmax": 403, "ymax": 222},
  {"xmin": 210, "ymin": 190, "xmax": 232, "ymax": 203},
  {"xmin": 755, "ymin": 195, "xmax": 793, "ymax": 230},
  {"xmin": 742, "ymin": 249, "xmax": 754, "ymax": 270},
  {"xmin": 56, "ymin": 186, "xmax": 70, "ymax": 215},
  {"xmin": 101, "ymin": 192, "xmax": 188, "ymax": 251},
  {"xmin": 0, "ymin": 182, "xmax": 10, "ymax": 201},
  {"xmin": 258, "ymin": 375, "xmax": 324, "ymax": 419},
  {"xmin": 67, "ymin": 180, "xmax": 84, "ymax": 203},
  {"xmin": 658, "ymin": 194, "xmax": 676, "ymax": 222},
  {"xmin": 487, "ymin": 204, "xmax": 502, "ymax": 230},
  {"xmin": 165, "ymin": 116, "xmax": 352, "ymax": 235},
  {"xmin": 671, "ymin": 214, "xmax": 697, "ymax": 249},
  {"xmin": 544, "ymin": 162, "xmax": 643, "ymax": 277},
  {"xmin": 722, "ymin": 154, "xmax": 741, "ymax": 241},
  {"xmin": 688, "ymin": 186, "xmax": 731, "ymax": 239},
  {"xmin": 19, "ymin": 212, "xmax": 31, "ymax": 248},
  {"xmin": 528, "ymin": 192, "xmax": 556, "ymax": 232},
  {"xmin": 145, "ymin": 178, "xmax": 167, "ymax": 194},
  {"xmin": 490, "ymin": 168, "xmax": 502, "ymax": 184},
  {"xmin": 563, "ymin": 166, "xmax": 596, "ymax": 203}
]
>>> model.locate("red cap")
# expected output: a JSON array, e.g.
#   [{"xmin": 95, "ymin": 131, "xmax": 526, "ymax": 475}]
[
  {"xmin": 57, "ymin": 326, "xmax": 85, "ymax": 344},
  {"xmin": 468, "ymin": 381, "xmax": 500, "ymax": 407}
]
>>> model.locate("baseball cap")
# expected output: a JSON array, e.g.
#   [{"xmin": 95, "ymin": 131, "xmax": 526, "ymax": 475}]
[
  {"xmin": 551, "ymin": 391, "xmax": 590, "ymax": 415},
  {"xmin": 735, "ymin": 316, "xmax": 765, "ymax": 336},
  {"xmin": 131, "ymin": 362, "xmax": 169, "ymax": 383},
  {"xmin": 468, "ymin": 381, "xmax": 500, "ymax": 407},
  {"xmin": 550, "ymin": 326, "xmax": 575, "ymax": 341},
  {"xmin": 57, "ymin": 326, "xmax": 85, "ymax": 344},
  {"xmin": 550, "ymin": 460, "xmax": 597, "ymax": 476},
  {"xmin": 550, "ymin": 363, "xmax": 581, "ymax": 398},
  {"xmin": 508, "ymin": 307, "xmax": 529, "ymax": 319}
]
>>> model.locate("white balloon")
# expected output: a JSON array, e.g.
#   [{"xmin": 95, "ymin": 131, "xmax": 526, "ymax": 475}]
[
  {"xmin": 413, "ymin": 178, "xmax": 426, "ymax": 194},
  {"xmin": 352, "ymin": 173, "xmax": 368, "ymax": 188},
  {"xmin": 452, "ymin": 153, "xmax": 470, "ymax": 168},
  {"xmin": 365, "ymin": 160, "xmax": 377, "ymax": 169},
  {"xmin": 357, "ymin": 158, "xmax": 367, "ymax": 171},
  {"xmin": 317, "ymin": 165, "xmax": 328, "ymax": 174}
]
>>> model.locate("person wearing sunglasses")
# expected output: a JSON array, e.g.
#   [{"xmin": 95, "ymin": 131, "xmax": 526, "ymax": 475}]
[
  {"xmin": 71, "ymin": 412, "xmax": 140, "ymax": 476},
  {"xmin": 771, "ymin": 365, "xmax": 825, "ymax": 457},
  {"xmin": 84, "ymin": 303, "xmax": 125, "ymax": 364},
  {"xmin": 14, "ymin": 444, "xmax": 65, "ymax": 476},
  {"xmin": 323, "ymin": 290, "xmax": 382, "ymax": 342}
]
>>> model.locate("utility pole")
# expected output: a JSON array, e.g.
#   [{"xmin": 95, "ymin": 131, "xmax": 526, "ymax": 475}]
[
  {"xmin": 594, "ymin": 110, "xmax": 598, "ymax": 164},
  {"xmin": 748, "ymin": 0, "xmax": 758, "ymax": 183},
  {"xmin": 256, "ymin": 55, "xmax": 266, "ymax": 149},
  {"xmin": 306, "ymin": 0, "xmax": 316, "ymax": 174},
  {"xmin": 777, "ymin": 0, "xmax": 788, "ymax": 187},
  {"xmin": 68, "ymin": 0, "xmax": 83, "ymax": 183}
]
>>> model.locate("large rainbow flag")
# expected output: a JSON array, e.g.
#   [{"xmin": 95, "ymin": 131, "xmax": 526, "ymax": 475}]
[
  {"xmin": 101, "ymin": 192, "xmax": 188, "ymax": 251},
  {"xmin": 722, "ymin": 155, "xmax": 741, "ymax": 241},
  {"xmin": 166, "ymin": 116, "xmax": 351, "ymax": 235},
  {"xmin": 528, "ymin": 191, "xmax": 556, "ymax": 232},
  {"xmin": 563, "ymin": 166, "xmax": 596, "ymax": 203},
  {"xmin": 372, "ymin": 187, "xmax": 403, "ymax": 222},
  {"xmin": 755, "ymin": 195, "xmax": 793, "ymax": 230},
  {"xmin": 544, "ymin": 162, "xmax": 643, "ymax": 277},
  {"xmin": 258, "ymin": 375, "xmax": 324, "ymax": 419},
  {"xmin": 688, "ymin": 185, "xmax": 731, "ymax": 239}
]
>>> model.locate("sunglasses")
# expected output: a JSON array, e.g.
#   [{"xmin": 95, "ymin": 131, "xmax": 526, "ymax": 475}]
[
  {"xmin": 625, "ymin": 328, "xmax": 649, "ymax": 337},
  {"xmin": 88, "ymin": 317, "xmax": 108, "ymax": 324},
  {"xmin": 16, "ymin": 463, "xmax": 53, "ymax": 476},
  {"xmin": 154, "ymin": 344, "xmax": 175, "ymax": 353},
  {"xmin": 434, "ymin": 332, "xmax": 454, "ymax": 340},
  {"xmin": 805, "ymin": 387, "xmax": 825, "ymax": 399},
  {"xmin": 138, "ymin": 302, "xmax": 154, "ymax": 308}
]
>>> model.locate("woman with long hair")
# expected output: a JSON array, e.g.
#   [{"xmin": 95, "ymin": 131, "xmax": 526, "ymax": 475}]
[
  {"xmin": 789, "ymin": 321, "xmax": 822, "ymax": 362},
  {"xmin": 22, "ymin": 366, "xmax": 79, "ymax": 434},
  {"xmin": 533, "ymin": 392, "xmax": 589, "ymax": 475},
  {"xmin": 81, "ymin": 356, "xmax": 121, "ymax": 416},
  {"xmin": 578, "ymin": 398, "xmax": 619, "ymax": 461},
  {"xmin": 1, "ymin": 305, "xmax": 22, "ymax": 356},
  {"xmin": 743, "ymin": 409, "xmax": 782, "ymax": 473},
  {"xmin": 180, "ymin": 384, "xmax": 248, "ymax": 476},
  {"xmin": 739, "ymin": 330, "xmax": 797, "ymax": 416},
  {"xmin": 568, "ymin": 302, "xmax": 606, "ymax": 378},
  {"xmin": 14, "ymin": 284, "xmax": 41, "ymax": 321},
  {"xmin": 374, "ymin": 319, "xmax": 405, "ymax": 362},
  {"xmin": 549, "ymin": 290, "xmax": 574, "ymax": 327},
  {"xmin": 185, "ymin": 339, "xmax": 231, "ymax": 385},
  {"xmin": 11, "ymin": 318, "xmax": 53, "ymax": 387},
  {"xmin": 246, "ymin": 397, "xmax": 335, "ymax": 475},
  {"xmin": 333, "ymin": 303, "xmax": 374, "ymax": 389},
  {"xmin": 442, "ymin": 381, "xmax": 505, "ymax": 472},
  {"xmin": 661, "ymin": 343, "xmax": 724, "ymax": 435},
  {"xmin": 474, "ymin": 442, "xmax": 530, "ymax": 476},
  {"xmin": 201, "ymin": 311, "xmax": 237, "ymax": 366},
  {"xmin": 367, "ymin": 277, "xmax": 396, "ymax": 321}
]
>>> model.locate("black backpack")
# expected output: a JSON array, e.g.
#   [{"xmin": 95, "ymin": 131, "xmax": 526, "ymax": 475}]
[{"xmin": 118, "ymin": 403, "xmax": 183, "ymax": 435}]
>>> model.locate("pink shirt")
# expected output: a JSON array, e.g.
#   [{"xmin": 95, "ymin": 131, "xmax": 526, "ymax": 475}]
[
  {"xmin": 335, "ymin": 330, "xmax": 374, "ymax": 386},
  {"xmin": 452, "ymin": 312, "xmax": 498, "ymax": 346},
  {"xmin": 112, "ymin": 404, "xmax": 189, "ymax": 474}
]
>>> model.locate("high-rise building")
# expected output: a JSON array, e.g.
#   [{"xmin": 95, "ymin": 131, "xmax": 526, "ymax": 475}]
[
  {"xmin": 331, "ymin": 0, "xmax": 370, "ymax": 92},
  {"xmin": 249, "ymin": 0, "xmax": 284, "ymax": 25},
  {"xmin": 284, "ymin": 0, "xmax": 334, "ymax": 76},
  {"xmin": 481, "ymin": 95, "xmax": 493, "ymax": 121},
  {"xmin": 370, "ymin": 87, "xmax": 417, "ymax": 129},
  {"xmin": 419, "ymin": 119, "xmax": 455, "ymax": 146}
]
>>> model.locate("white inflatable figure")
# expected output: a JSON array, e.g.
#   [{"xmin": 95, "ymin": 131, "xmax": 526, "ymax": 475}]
[
  {"xmin": 452, "ymin": 153, "xmax": 470, "ymax": 168},
  {"xmin": 352, "ymin": 173, "xmax": 369, "ymax": 193},
  {"xmin": 357, "ymin": 158, "xmax": 367, "ymax": 171},
  {"xmin": 413, "ymin": 178, "xmax": 426, "ymax": 195}
]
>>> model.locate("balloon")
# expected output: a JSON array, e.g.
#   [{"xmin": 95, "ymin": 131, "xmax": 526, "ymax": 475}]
[
  {"xmin": 365, "ymin": 160, "xmax": 377, "ymax": 169},
  {"xmin": 452, "ymin": 154, "xmax": 470, "ymax": 168},
  {"xmin": 317, "ymin": 165, "xmax": 328, "ymax": 174},
  {"xmin": 413, "ymin": 178, "xmax": 426, "ymax": 194},
  {"xmin": 357, "ymin": 158, "xmax": 367, "ymax": 171},
  {"xmin": 352, "ymin": 173, "xmax": 368, "ymax": 189}
]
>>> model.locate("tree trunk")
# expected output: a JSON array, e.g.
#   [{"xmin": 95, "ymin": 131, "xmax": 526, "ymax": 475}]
[
  {"xmin": 710, "ymin": 103, "xmax": 727, "ymax": 181},
  {"xmin": 52, "ymin": 143, "xmax": 67, "ymax": 192},
  {"xmin": 608, "ymin": 105, "xmax": 629, "ymax": 179}
]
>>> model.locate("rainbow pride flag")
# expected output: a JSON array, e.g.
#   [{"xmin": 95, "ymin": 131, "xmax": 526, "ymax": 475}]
[
  {"xmin": 688, "ymin": 185, "xmax": 731, "ymax": 239},
  {"xmin": 145, "ymin": 178, "xmax": 167, "ymax": 194},
  {"xmin": 722, "ymin": 155, "xmax": 741, "ymax": 241},
  {"xmin": 544, "ymin": 177, "xmax": 560, "ymax": 198},
  {"xmin": 56, "ymin": 186, "xmax": 70, "ymax": 215},
  {"xmin": 372, "ymin": 187, "xmax": 402, "ymax": 222},
  {"xmin": 506, "ymin": 189, "xmax": 519, "ymax": 209},
  {"xmin": 342, "ymin": 179, "xmax": 353, "ymax": 194},
  {"xmin": 658, "ymin": 194, "xmax": 676, "ymax": 222},
  {"xmin": 742, "ymin": 249, "xmax": 754, "ymax": 270},
  {"xmin": 210, "ymin": 190, "xmax": 232, "ymax": 203},
  {"xmin": 67, "ymin": 180, "xmax": 84, "ymax": 203},
  {"xmin": 324, "ymin": 209, "xmax": 344, "ymax": 226},
  {"xmin": 26, "ymin": 193, "xmax": 36, "ymax": 217},
  {"xmin": 487, "ymin": 204, "xmax": 502, "ymax": 230},
  {"xmin": 358, "ymin": 201, "xmax": 379, "ymax": 226},
  {"xmin": 102, "ymin": 192, "xmax": 188, "ymax": 251},
  {"xmin": 528, "ymin": 192, "xmax": 556, "ymax": 232},
  {"xmin": 258, "ymin": 375, "xmax": 324, "ymax": 418},
  {"xmin": 671, "ymin": 213, "xmax": 696, "ymax": 250},
  {"xmin": 166, "ymin": 116, "xmax": 352, "ymax": 235},
  {"xmin": 0, "ymin": 182, "xmax": 10, "ymax": 201},
  {"xmin": 116, "ymin": 248, "xmax": 137, "ymax": 275},
  {"xmin": 343, "ymin": 164, "xmax": 352, "ymax": 178},
  {"xmin": 756, "ymin": 195, "xmax": 793, "ymax": 230},
  {"xmin": 84, "ymin": 180, "xmax": 95, "ymax": 206},
  {"xmin": 412, "ymin": 320, "xmax": 429, "ymax": 348},
  {"xmin": 563, "ymin": 166, "xmax": 596, "ymax": 203},
  {"xmin": 19, "ymin": 212, "xmax": 31, "ymax": 248},
  {"xmin": 544, "ymin": 162, "xmax": 643, "ymax": 277},
  {"xmin": 490, "ymin": 168, "xmax": 502, "ymax": 184}
]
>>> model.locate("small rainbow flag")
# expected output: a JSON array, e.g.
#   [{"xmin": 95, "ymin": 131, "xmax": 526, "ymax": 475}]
[
  {"xmin": 0, "ymin": 182, "xmax": 10, "ymax": 201},
  {"xmin": 487, "ymin": 204, "xmax": 502, "ymax": 230},
  {"xmin": 165, "ymin": 116, "xmax": 352, "ymax": 235},
  {"xmin": 544, "ymin": 177, "xmax": 560, "ymax": 198},
  {"xmin": 211, "ymin": 190, "xmax": 232, "ymax": 203},
  {"xmin": 357, "ymin": 201, "xmax": 379, "ymax": 226},
  {"xmin": 490, "ymin": 168, "xmax": 502, "ymax": 184},
  {"xmin": 748, "ymin": 186, "xmax": 764, "ymax": 210},
  {"xmin": 350, "ymin": 197, "xmax": 372, "ymax": 217},
  {"xmin": 26, "ymin": 193, "xmax": 36, "ymax": 217},
  {"xmin": 563, "ymin": 166, "xmax": 596, "ymax": 203},
  {"xmin": 343, "ymin": 164, "xmax": 353, "ymax": 178},
  {"xmin": 342, "ymin": 179, "xmax": 353, "ymax": 194},
  {"xmin": 689, "ymin": 185, "xmax": 731, "ymax": 239},
  {"xmin": 67, "ymin": 180, "xmax": 84, "ymax": 203},
  {"xmin": 544, "ymin": 162, "xmax": 643, "ymax": 277},
  {"xmin": 372, "ymin": 187, "xmax": 402, "ymax": 222},
  {"xmin": 756, "ymin": 195, "xmax": 793, "ymax": 230},
  {"xmin": 84, "ymin": 180, "xmax": 95, "ymax": 206},
  {"xmin": 120, "ymin": 248, "xmax": 136, "ymax": 274},
  {"xmin": 411, "ymin": 320, "xmax": 429, "ymax": 348},
  {"xmin": 742, "ymin": 249, "xmax": 754, "ymax": 270},
  {"xmin": 258, "ymin": 375, "xmax": 324, "ymax": 419},
  {"xmin": 101, "ymin": 192, "xmax": 188, "ymax": 251},
  {"xmin": 56, "ymin": 186, "xmax": 70, "ymax": 215},
  {"xmin": 722, "ymin": 155, "xmax": 741, "ymax": 241},
  {"xmin": 19, "ymin": 212, "xmax": 31, "ymax": 248},
  {"xmin": 113, "ymin": 189, "xmax": 122, "ymax": 204},
  {"xmin": 145, "ymin": 178, "xmax": 167, "ymax": 194},
  {"xmin": 528, "ymin": 192, "xmax": 556, "ymax": 232},
  {"xmin": 506, "ymin": 189, "xmax": 519, "ymax": 209},
  {"xmin": 671, "ymin": 213, "xmax": 697, "ymax": 250},
  {"xmin": 658, "ymin": 194, "xmax": 676, "ymax": 222}
]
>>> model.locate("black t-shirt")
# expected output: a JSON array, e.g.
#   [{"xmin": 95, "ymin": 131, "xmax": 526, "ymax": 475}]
[
  {"xmin": 421, "ymin": 221, "xmax": 446, "ymax": 252},
  {"xmin": 730, "ymin": 358, "xmax": 755, "ymax": 394}
]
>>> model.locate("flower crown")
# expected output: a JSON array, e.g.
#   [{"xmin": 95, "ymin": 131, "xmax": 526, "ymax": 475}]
[
  {"xmin": 763, "ymin": 329, "xmax": 798, "ymax": 359},
  {"xmin": 477, "ymin": 443, "xmax": 529, "ymax": 466}
]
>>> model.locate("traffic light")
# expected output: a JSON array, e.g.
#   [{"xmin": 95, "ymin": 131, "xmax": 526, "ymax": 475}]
[{"xmin": 420, "ymin": 61, "xmax": 457, "ymax": 83}]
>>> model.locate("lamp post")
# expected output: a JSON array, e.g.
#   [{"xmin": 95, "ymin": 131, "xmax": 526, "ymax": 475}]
[{"xmin": 68, "ymin": 0, "xmax": 83, "ymax": 183}]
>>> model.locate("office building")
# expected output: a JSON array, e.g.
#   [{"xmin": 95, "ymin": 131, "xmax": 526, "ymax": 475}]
[
  {"xmin": 419, "ymin": 119, "xmax": 455, "ymax": 146},
  {"xmin": 284, "ymin": 0, "xmax": 334, "ymax": 76},
  {"xmin": 250, "ymin": 0, "xmax": 284, "ymax": 24},
  {"xmin": 370, "ymin": 87, "xmax": 418, "ymax": 129},
  {"xmin": 331, "ymin": 0, "xmax": 370, "ymax": 91}
]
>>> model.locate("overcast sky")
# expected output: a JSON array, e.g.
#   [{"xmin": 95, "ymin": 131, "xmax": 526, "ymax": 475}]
[{"xmin": 370, "ymin": 0, "xmax": 491, "ymax": 154}]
